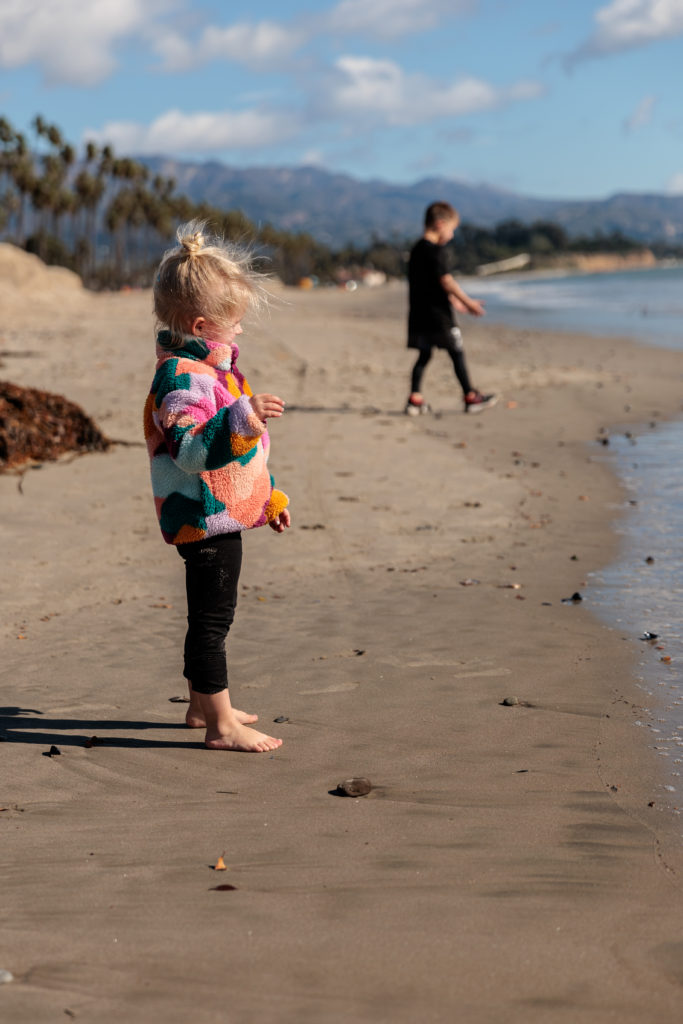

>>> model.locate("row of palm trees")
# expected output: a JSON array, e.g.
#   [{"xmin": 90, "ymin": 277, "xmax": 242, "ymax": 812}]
[{"xmin": 0, "ymin": 115, "xmax": 336, "ymax": 287}]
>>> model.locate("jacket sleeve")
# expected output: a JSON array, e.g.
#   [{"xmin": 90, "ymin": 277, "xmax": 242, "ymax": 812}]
[
  {"xmin": 264, "ymin": 487, "xmax": 289, "ymax": 521},
  {"xmin": 154, "ymin": 367, "xmax": 266, "ymax": 473}
]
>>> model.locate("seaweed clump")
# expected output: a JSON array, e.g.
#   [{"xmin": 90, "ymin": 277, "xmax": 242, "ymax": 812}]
[{"xmin": 0, "ymin": 381, "xmax": 110, "ymax": 471}]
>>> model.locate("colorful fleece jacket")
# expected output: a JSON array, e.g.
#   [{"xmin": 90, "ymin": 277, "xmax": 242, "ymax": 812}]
[{"xmin": 144, "ymin": 331, "xmax": 288, "ymax": 545}]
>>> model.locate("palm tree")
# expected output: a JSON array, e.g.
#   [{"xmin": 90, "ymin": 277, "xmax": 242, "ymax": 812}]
[{"xmin": 11, "ymin": 134, "xmax": 35, "ymax": 245}]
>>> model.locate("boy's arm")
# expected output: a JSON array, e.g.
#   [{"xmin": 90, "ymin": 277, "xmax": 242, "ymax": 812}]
[{"xmin": 440, "ymin": 273, "xmax": 485, "ymax": 317}]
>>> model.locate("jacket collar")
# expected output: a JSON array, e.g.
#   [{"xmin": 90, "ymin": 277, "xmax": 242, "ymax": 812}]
[{"xmin": 156, "ymin": 330, "xmax": 238, "ymax": 366}]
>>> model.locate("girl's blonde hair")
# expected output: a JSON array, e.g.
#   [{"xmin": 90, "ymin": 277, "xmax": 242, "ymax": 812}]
[{"xmin": 153, "ymin": 220, "xmax": 265, "ymax": 340}]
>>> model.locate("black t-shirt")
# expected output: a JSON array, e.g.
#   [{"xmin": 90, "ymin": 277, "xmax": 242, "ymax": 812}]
[{"xmin": 408, "ymin": 238, "xmax": 454, "ymax": 335}]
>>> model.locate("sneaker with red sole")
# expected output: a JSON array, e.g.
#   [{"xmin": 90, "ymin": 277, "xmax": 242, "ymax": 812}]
[
  {"xmin": 464, "ymin": 391, "xmax": 499, "ymax": 414},
  {"xmin": 404, "ymin": 396, "xmax": 431, "ymax": 416}
]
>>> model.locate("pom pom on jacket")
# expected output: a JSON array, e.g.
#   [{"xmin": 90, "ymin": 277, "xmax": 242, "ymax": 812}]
[{"xmin": 144, "ymin": 331, "xmax": 288, "ymax": 545}]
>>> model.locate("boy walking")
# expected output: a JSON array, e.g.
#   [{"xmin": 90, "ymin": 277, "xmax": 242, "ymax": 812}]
[{"xmin": 406, "ymin": 201, "xmax": 498, "ymax": 415}]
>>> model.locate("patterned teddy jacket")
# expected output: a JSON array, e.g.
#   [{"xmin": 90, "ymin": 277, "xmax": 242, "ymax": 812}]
[{"xmin": 144, "ymin": 330, "xmax": 288, "ymax": 545}]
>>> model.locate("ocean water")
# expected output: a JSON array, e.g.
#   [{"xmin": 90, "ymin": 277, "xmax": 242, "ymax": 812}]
[
  {"xmin": 472, "ymin": 264, "xmax": 683, "ymax": 349},
  {"xmin": 476, "ymin": 265, "xmax": 683, "ymax": 805}
]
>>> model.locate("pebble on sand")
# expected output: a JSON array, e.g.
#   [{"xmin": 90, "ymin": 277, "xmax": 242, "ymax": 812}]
[
  {"xmin": 0, "ymin": 970, "xmax": 13, "ymax": 984},
  {"xmin": 335, "ymin": 778, "xmax": 373, "ymax": 797}
]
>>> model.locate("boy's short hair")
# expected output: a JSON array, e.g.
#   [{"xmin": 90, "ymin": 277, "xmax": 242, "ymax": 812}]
[{"xmin": 424, "ymin": 201, "xmax": 459, "ymax": 228}]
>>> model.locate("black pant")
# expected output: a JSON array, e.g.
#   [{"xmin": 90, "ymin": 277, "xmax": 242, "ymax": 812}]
[
  {"xmin": 176, "ymin": 532, "xmax": 242, "ymax": 695},
  {"xmin": 410, "ymin": 329, "xmax": 472, "ymax": 396}
]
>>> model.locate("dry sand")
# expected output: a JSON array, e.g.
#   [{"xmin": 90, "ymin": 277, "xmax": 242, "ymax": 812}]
[{"xmin": 2, "ymin": 263, "xmax": 683, "ymax": 1022}]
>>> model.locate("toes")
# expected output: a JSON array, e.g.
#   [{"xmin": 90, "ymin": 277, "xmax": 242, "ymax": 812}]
[{"xmin": 254, "ymin": 736, "xmax": 281, "ymax": 752}]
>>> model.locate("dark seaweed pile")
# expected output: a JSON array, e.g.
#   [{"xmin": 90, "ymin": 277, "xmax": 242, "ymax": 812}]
[{"xmin": 0, "ymin": 381, "xmax": 110, "ymax": 470}]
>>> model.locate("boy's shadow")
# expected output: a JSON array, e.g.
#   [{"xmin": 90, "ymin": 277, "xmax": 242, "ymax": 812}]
[{"xmin": 0, "ymin": 705, "xmax": 201, "ymax": 750}]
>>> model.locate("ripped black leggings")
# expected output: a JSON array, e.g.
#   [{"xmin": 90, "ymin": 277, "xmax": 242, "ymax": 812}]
[
  {"xmin": 410, "ymin": 332, "xmax": 473, "ymax": 396},
  {"xmin": 176, "ymin": 532, "xmax": 242, "ymax": 695}
]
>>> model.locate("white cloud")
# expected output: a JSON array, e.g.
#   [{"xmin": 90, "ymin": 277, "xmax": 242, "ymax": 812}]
[
  {"xmin": 326, "ymin": 0, "xmax": 470, "ymax": 38},
  {"xmin": 299, "ymin": 149, "xmax": 326, "ymax": 167},
  {"xmin": 667, "ymin": 171, "xmax": 683, "ymax": 192},
  {"xmin": 570, "ymin": 0, "xmax": 683, "ymax": 63},
  {"xmin": 154, "ymin": 20, "xmax": 305, "ymax": 71},
  {"xmin": 623, "ymin": 93, "xmax": 657, "ymax": 132},
  {"xmin": 325, "ymin": 55, "xmax": 543, "ymax": 125},
  {"xmin": 88, "ymin": 108, "xmax": 301, "ymax": 154},
  {"xmin": 0, "ymin": 0, "xmax": 165, "ymax": 86}
]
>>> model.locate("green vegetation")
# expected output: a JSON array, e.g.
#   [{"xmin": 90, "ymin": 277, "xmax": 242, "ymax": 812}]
[
  {"xmin": 1, "ymin": 116, "xmax": 681, "ymax": 289},
  {"xmin": 0, "ymin": 115, "xmax": 334, "ymax": 288},
  {"xmin": 451, "ymin": 219, "xmax": 654, "ymax": 274}
]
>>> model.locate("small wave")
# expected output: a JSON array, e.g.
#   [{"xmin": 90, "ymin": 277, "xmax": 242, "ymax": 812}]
[{"xmin": 474, "ymin": 266, "xmax": 683, "ymax": 347}]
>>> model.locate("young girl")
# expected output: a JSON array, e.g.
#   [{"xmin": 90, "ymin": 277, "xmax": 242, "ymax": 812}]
[{"xmin": 144, "ymin": 221, "xmax": 290, "ymax": 752}]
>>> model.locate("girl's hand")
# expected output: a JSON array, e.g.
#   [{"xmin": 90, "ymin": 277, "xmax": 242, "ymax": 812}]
[
  {"xmin": 250, "ymin": 393, "xmax": 285, "ymax": 421},
  {"xmin": 269, "ymin": 508, "xmax": 291, "ymax": 534}
]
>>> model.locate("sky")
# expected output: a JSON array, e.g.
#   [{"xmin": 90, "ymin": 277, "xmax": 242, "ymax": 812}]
[{"xmin": 1, "ymin": 0, "xmax": 683, "ymax": 199}]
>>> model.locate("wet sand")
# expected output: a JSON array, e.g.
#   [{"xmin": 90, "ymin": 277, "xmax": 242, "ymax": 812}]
[{"xmin": 2, "ymin": 276, "xmax": 683, "ymax": 1022}]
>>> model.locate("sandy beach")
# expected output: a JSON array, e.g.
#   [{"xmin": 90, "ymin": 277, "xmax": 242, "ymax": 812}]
[{"xmin": 3, "ymin": 259, "xmax": 683, "ymax": 1022}]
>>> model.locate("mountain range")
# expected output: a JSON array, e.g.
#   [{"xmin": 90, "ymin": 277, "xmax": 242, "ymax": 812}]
[{"xmin": 143, "ymin": 157, "xmax": 683, "ymax": 247}]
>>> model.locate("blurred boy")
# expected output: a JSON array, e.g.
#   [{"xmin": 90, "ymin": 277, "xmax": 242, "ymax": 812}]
[{"xmin": 406, "ymin": 201, "xmax": 498, "ymax": 415}]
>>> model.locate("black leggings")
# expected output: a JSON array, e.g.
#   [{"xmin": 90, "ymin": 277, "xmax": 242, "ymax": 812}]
[
  {"xmin": 176, "ymin": 532, "xmax": 242, "ymax": 695},
  {"xmin": 410, "ymin": 343, "xmax": 472, "ymax": 396}
]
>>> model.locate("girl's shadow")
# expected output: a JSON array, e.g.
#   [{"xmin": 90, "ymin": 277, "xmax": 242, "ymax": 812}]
[{"xmin": 0, "ymin": 706, "xmax": 200, "ymax": 749}]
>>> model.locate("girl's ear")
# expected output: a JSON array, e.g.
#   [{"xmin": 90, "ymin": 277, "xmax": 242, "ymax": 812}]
[{"xmin": 190, "ymin": 316, "xmax": 205, "ymax": 337}]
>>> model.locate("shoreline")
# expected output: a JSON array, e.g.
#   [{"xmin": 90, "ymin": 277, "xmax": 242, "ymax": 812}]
[
  {"xmin": 3, "ymin": 280, "xmax": 683, "ymax": 1021},
  {"xmin": 480, "ymin": 255, "xmax": 681, "ymax": 279}
]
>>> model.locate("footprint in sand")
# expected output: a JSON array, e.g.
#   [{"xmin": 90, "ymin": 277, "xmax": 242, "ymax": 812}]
[
  {"xmin": 379, "ymin": 655, "xmax": 511, "ymax": 678},
  {"xmin": 297, "ymin": 682, "xmax": 360, "ymax": 695},
  {"xmin": 451, "ymin": 667, "xmax": 512, "ymax": 679},
  {"xmin": 379, "ymin": 654, "xmax": 463, "ymax": 669}
]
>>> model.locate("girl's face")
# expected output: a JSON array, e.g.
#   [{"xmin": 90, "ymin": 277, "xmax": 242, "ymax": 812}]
[
  {"xmin": 191, "ymin": 317, "xmax": 243, "ymax": 344},
  {"xmin": 206, "ymin": 319, "xmax": 243, "ymax": 345}
]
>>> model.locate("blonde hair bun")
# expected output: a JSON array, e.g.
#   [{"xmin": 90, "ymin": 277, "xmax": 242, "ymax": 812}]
[
  {"xmin": 178, "ymin": 226, "xmax": 205, "ymax": 256},
  {"xmin": 154, "ymin": 219, "xmax": 268, "ymax": 341}
]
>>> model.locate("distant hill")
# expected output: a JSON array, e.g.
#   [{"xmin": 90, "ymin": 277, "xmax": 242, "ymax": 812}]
[{"xmin": 142, "ymin": 157, "xmax": 683, "ymax": 247}]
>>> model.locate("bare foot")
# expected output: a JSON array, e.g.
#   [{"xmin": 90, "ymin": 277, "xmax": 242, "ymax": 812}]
[
  {"xmin": 205, "ymin": 722, "xmax": 282, "ymax": 753},
  {"xmin": 186, "ymin": 706, "xmax": 258, "ymax": 728},
  {"xmin": 184, "ymin": 681, "xmax": 257, "ymax": 728},
  {"xmin": 197, "ymin": 688, "xmax": 280, "ymax": 752}
]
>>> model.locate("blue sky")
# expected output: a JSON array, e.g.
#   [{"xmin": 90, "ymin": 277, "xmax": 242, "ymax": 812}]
[{"xmin": 2, "ymin": 0, "xmax": 683, "ymax": 198}]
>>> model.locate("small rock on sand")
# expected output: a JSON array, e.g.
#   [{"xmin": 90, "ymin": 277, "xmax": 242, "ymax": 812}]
[{"xmin": 335, "ymin": 778, "xmax": 373, "ymax": 797}]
